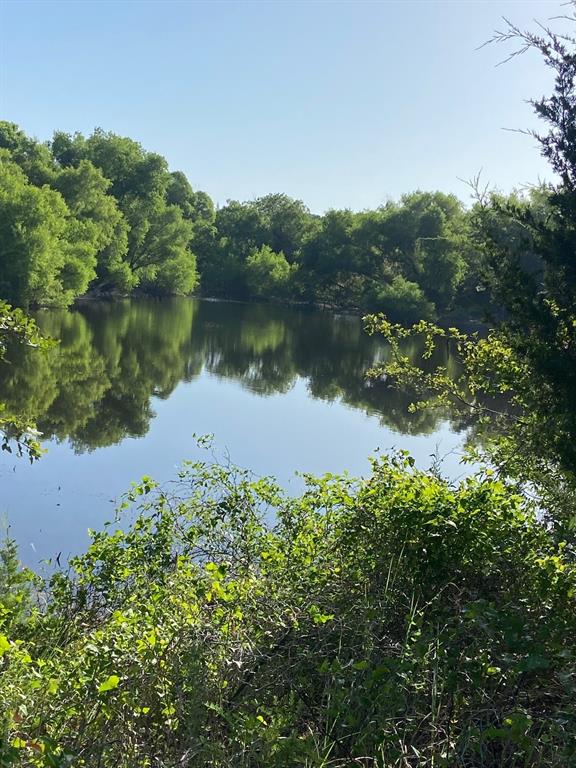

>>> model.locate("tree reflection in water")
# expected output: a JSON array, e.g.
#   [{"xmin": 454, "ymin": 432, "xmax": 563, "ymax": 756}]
[{"xmin": 0, "ymin": 298, "xmax": 470, "ymax": 453}]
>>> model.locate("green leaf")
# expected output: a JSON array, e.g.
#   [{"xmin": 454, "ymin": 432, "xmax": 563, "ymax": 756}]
[
  {"xmin": 0, "ymin": 634, "xmax": 11, "ymax": 656},
  {"xmin": 98, "ymin": 674, "xmax": 120, "ymax": 692}
]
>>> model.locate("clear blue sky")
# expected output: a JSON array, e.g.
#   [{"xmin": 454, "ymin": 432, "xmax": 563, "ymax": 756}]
[{"xmin": 0, "ymin": 0, "xmax": 567, "ymax": 212}]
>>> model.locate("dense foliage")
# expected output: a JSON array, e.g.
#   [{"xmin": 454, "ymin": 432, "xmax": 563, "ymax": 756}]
[
  {"xmin": 1, "ymin": 455, "xmax": 575, "ymax": 767},
  {"xmin": 4, "ymin": 119, "xmax": 564, "ymax": 326},
  {"xmin": 0, "ymin": 122, "xmax": 495, "ymax": 322},
  {"xmin": 196, "ymin": 190, "xmax": 480, "ymax": 322},
  {"xmin": 365, "ymin": 18, "xmax": 576, "ymax": 531},
  {"xmin": 0, "ymin": 125, "xmax": 200, "ymax": 304}
]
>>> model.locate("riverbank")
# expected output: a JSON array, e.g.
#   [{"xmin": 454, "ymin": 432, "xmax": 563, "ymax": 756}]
[{"xmin": 2, "ymin": 457, "xmax": 573, "ymax": 767}]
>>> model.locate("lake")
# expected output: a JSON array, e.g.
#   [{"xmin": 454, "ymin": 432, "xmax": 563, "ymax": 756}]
[{"xmin": 0, "ymin": 298, "xmax": 471, "ymax": 566}]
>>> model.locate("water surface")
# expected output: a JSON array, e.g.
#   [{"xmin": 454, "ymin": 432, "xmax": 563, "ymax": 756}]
[{"xmin": 0, "ymin": 298, "xmax": 470, "ymax": 565}]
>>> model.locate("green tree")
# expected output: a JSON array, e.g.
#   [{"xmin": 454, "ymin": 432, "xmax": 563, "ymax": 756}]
[
  {"xmin": 251, "ymin": 193, "xmax": 317, "ymax": 262},
  {"xmin": 0, "ymin": 121, "xmax": 55, "ymax": 187},
  {"xmin": 126, "ymin": 199, "xmax": 197, "ymax": 294},
  {"xmin": 51, "ymin": 129, "xmax": 200, "ymax": 295},
  {"xmin": 244, "ymin": 245, "xmax": 293, "ymax": 299},
  {"xmin": 196, "ymin": 201, "xmax": 264, "ymax": 298},
  {"xmin": 0, "ymin": 153, "xmax": 91, "ymax": 307},
  {"xmin": 167, "ymin": 171, "xmax": 215, "ymax": 224},
  {"xmin": 368, "ymin": 275, "xmax": 435, "ymax": 324},
  {"xmin": 365, "ymin": 16, "xmax": 576, "ymax": 528},
  {"xmin": 300, "ymin": 209, "xmax": 369, "ymax": 306},
  {"xmin": 297, "ymin": 194, "xmax": 469, "ymax": 314},
  {"xmin": 468, "ymin": 19, "xmax": 576, "ymax": 517},
  {"xmin": 52, "ymin": 160, "xmax": 132, "ymax": 292},
  {"xmin": 415, "ymin": 235, "xmax": 466, "ymax": 311}
]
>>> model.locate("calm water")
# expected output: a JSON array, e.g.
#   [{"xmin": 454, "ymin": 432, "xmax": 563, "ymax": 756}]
[{"xmin": 0, "ymin": 298, "xmax": 471, "ymax": 566}]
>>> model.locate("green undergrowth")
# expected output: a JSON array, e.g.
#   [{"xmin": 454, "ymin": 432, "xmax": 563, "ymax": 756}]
[{"xmin": 1, "ymin": 455, "xmax": 575, "ymax": 767}]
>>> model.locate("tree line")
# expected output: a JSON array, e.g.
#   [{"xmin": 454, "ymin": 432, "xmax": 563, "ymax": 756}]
[
  {"xmin": 0, "ymin": 123, "xmax": 208, "ymax": 305},
  {"xmin": 1, "ymin": 119, "xmax": 539, "ymax": 324}
]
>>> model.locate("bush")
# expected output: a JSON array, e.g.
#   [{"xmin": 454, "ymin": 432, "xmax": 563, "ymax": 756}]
[
  {"xmin": 244, "ymin": 245, "xmax": 294, "ymax": 300},
  {"xmin": 369, "ymin": 275, "xmax": 436, "ymax": 324},
  {"xmin": 0, "ymin": 456, "xmax": 574, "ymax": 767}
]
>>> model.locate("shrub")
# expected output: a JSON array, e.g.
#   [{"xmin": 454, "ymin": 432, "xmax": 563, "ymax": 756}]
[
  {"xmin": 0, "ymin": 457, "xmax": 574, "ymax": 767},
  {"xmin": 369, "ymin": 276, "xmax": 436, "ymax": 324}
]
